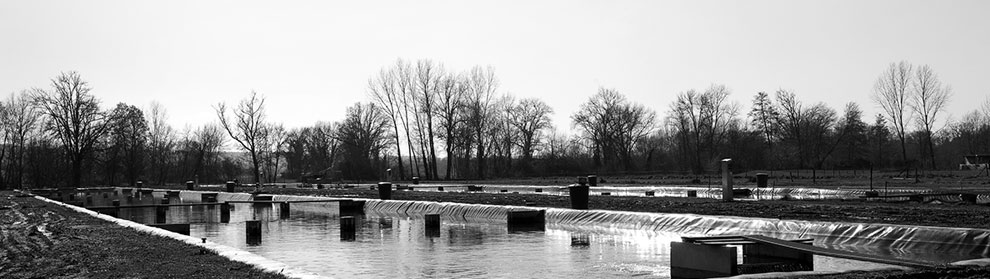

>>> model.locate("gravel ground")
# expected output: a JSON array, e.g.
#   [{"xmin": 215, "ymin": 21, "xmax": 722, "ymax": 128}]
[{"xmin": 0, "ymin": 191, "xmax": 288, "ymax": 279}]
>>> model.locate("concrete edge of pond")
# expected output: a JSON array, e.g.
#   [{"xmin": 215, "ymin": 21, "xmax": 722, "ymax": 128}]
[{"xmin": 32, "ymin": 194, "xmax": 332, "ymax": 279}]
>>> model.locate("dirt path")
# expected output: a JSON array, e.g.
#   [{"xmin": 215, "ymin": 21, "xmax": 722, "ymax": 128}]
[{"xmin": 0, "ymin": 191, "xmax": 287, "ymax": 279}]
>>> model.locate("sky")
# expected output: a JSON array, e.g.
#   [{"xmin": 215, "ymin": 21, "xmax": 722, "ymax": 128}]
[{"xmin": 2, "ymin": 0, "xmax": 988, "ymax": 134}]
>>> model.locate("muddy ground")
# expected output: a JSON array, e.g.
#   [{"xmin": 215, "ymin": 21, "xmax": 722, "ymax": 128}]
[{"xmin": 0, "ymin": 191, "xmax": 287, "ymax": 279}]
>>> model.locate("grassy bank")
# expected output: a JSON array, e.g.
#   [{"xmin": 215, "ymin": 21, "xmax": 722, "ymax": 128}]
[{"xmin": 0, "ymin": 191, "xmax": 288, "ymax": 279}]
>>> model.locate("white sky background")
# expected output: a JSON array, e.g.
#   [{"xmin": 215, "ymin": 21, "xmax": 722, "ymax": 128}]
[{"xmin": 2, "ymin": 0, "xmax": 988, "ymax": 135}]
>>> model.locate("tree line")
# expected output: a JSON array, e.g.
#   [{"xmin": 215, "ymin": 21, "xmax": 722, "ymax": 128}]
[{"xmin": 1, "ymin": 60, "xmax": 987, "ymax": 189}]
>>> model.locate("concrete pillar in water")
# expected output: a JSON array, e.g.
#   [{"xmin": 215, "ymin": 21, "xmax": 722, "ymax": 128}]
[
  {"xmin": 186, "ymin": 181, "xmax": 195, "ymax": 190},
  {"xmin": 568, "ymin": 185, "xmax": 589, "ymax": 209},
  {"xmin": 425, "ymin": 214, "xmax": 441, "ymax": 237},
  {"xmin": 226, "ymin": 181, "xmax": 236, "ymax": 192},
  {"xmin": 246, "ymin": 220, "xmax": 262, "ymax": 245},
  {"xmin": 339, "ymin": 200, "xmax": 365, "ymax": 215},
  {"xmin": 571, "ymin": 234, "xmax": 591, "ymax": 246},
  {"xmin": 340, "ymin": 216, "xmax": 356, "ymax": 241},
  {"xmin": 507, "ymin": 210, "xmax": 545, "ymax": 232},
  {"xmin": 437, "ymin": 186, "xmax": 444, "ymax": 191},
  {"xmin": 535, "ymin": 188, "xmax": 543, "ymax": 193},
  {"xmin": 377, "ymin": 182, "xmax": 392, "ymax": 200},
  {"xmin": 155, "ymin": 205, "xmax": 167, "ymax": 224},
  {"xmin": 646, "ymin": 191, "xmax": 655, "ymax": 196},
  {"xmin": 220, "ymin": 202, "xmax": 231, "ymax": 223},
  {"xmin": 108, "ymin": 200, "xmax": 121, "ymax": 217},
  {"xmin": 722, "ymin": 158, "xmax": 734, "ymax": 202},
  {"xmin": 279, "ymin": 202, "xmax": 290, "ymax": 219},
  {"xmin": 587, "ymin": 175, "xmax": 598, "ymax": 186},
  {"xmin": 412, "ymin": 177, "xmax": 420, "ymax": 185},
  {"xmin": 687, "ymin": 190, "xmax": 698, "ymax": 197}
]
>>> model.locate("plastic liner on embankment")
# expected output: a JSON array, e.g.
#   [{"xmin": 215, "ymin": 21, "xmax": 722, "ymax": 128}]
[{"xmin": 358, "ymin": 199, "xmax": 990, "ymax": 263}]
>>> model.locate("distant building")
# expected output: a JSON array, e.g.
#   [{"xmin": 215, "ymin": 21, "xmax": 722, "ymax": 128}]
[{"xmin": 960, "ymin": 154, "xmax": 990, "ymax": 170}]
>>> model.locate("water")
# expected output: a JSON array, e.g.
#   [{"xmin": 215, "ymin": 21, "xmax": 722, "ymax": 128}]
[{"xmin": 90, "ymin": 192, "xmax": 971, "ymax": 278}]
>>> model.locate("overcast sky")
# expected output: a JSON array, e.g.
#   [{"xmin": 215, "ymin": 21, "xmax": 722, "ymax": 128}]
[{"xmin": 2, "ymin": 0, "xmax": 988, "ymax": 133}]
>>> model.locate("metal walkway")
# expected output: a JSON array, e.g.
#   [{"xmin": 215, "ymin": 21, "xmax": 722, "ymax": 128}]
[{"xmin": 682, "ymin": 235, "xmax": 938, "ymax": 268}]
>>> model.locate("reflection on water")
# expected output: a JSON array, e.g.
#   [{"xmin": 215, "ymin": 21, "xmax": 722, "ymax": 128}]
[{"xmin": 104, "ymin": 196, "xmax": 932, "ymax": 278}]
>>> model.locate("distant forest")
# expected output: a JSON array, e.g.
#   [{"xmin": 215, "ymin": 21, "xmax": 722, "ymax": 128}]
[{"xmin": 2, "ymin": 60, "xmax": 988, "ymax": 189}]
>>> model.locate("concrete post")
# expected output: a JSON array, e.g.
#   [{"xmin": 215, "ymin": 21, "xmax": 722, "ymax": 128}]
[
  {"xmin": 246, "ymin": 220, "xmax": 262, "ymax": 245},
  {"xmin": 155, "ymin": 205, "xmax": 167, "ymax": 224},
  {"xmin": 377, "ymin": 182, "xmax": 392, "ymax": 200},
  {"xmin": 756, "ymin": 173, "xmax": 768, "ymax": 188},
  {"xmin": 645, "ymin": 191, "xmax": 655, "ymax": 196},
  {"xmin": 587, "ymin": 175, "xmax": 598, "ymax": 186},
  {"xmin": 412, "ymin": 177, "xmax": 420, "ymax": 185},
  {"xmin": 226, "ymin": 181, "xmax": 236, "ymax": 192},
  {"xmin": 425, "ymin": 214, "xmax": 441, "ymax": 237},
  {"xmin": 279, "ymin": 202, "xmax": 290, "ymax": 219},
  {"xmin": 186, "ymin": 181, "xmax": 195, "ymax": 190},
  {"xmin": 220, "ymin": 202, "xmax": 231, "ymax": 223},
  {"xmin": 722, "ymin": 158, "xmax": 734, "ymax": 202},
  {"xmin": 340, "ymin": 216, "xmax": 357, "ymax": 241},
  {"xmin": 437, "ymin": 186, "xmax": 444, "ymax": 191},
  {"xmin": 339, "ymin": 200, "xmax": 365, "ymax": 215},
  {"xmin": 507, "ymin": 210, "xmax": 546, "ymax": 232},
  {"xmin": 568, "ymin": 185, "xmax": 589, "ymax": 209}
]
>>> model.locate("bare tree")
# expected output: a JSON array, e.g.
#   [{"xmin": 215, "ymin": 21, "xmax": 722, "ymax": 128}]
[
  {"xmin": 260, "ymin": 123, "xmax": 287, "ymax": 183},
  {"xmin": 576, "ymin": 88, "xmax": 658, "ymax": 171},
  {"xmin": 2, "ymin": 91, "xmax": 39, "ymax": 189},
  {"xmin": 872, "ymin": 61, "xmax": 913, "ymax": 166},
  {"xmin": 368, "ymin": 63, "xmax": 406, "ymax": 180},
  {"xmin": 31, "ymin": 72, "xmax": 113, "ymax": 188},
  {"xmin": 191, "ymin": 124, "xmax": 225, "ymax": 183},
  {"xmin": 910, "ymin": 64, "xmax": 952, "ymax": 169},
  {"xmin": 465, "ymin": 66, "xmax": 499, "ymax": 179},
  {"xmin": 337, "ymin": 102, "xmax": 391, "ymax": 179},
  {"xmin": 434, "ymin": 72, "xmax": 468, "ymax": 179},
  {"xmin": 666, "ymin": 85, "xmax": 737, "ymax": 173},
  {"xmin": 106, "ymin": 103, "xmax": 148, "ymax": 186},
  {"xmin": 414, "ymin": 60, "xmax": 442, "ymax": 179},
  {"xmin": 216, "ymin": 91, "xmax": 268, "ymax": 184},
  {"xmin": 146, "ymin": 101, "xmax": 175, "ymax": 185},
  {"xmin": 507, "ymin": 97, "xmax": 553, "ymax": 172}
]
